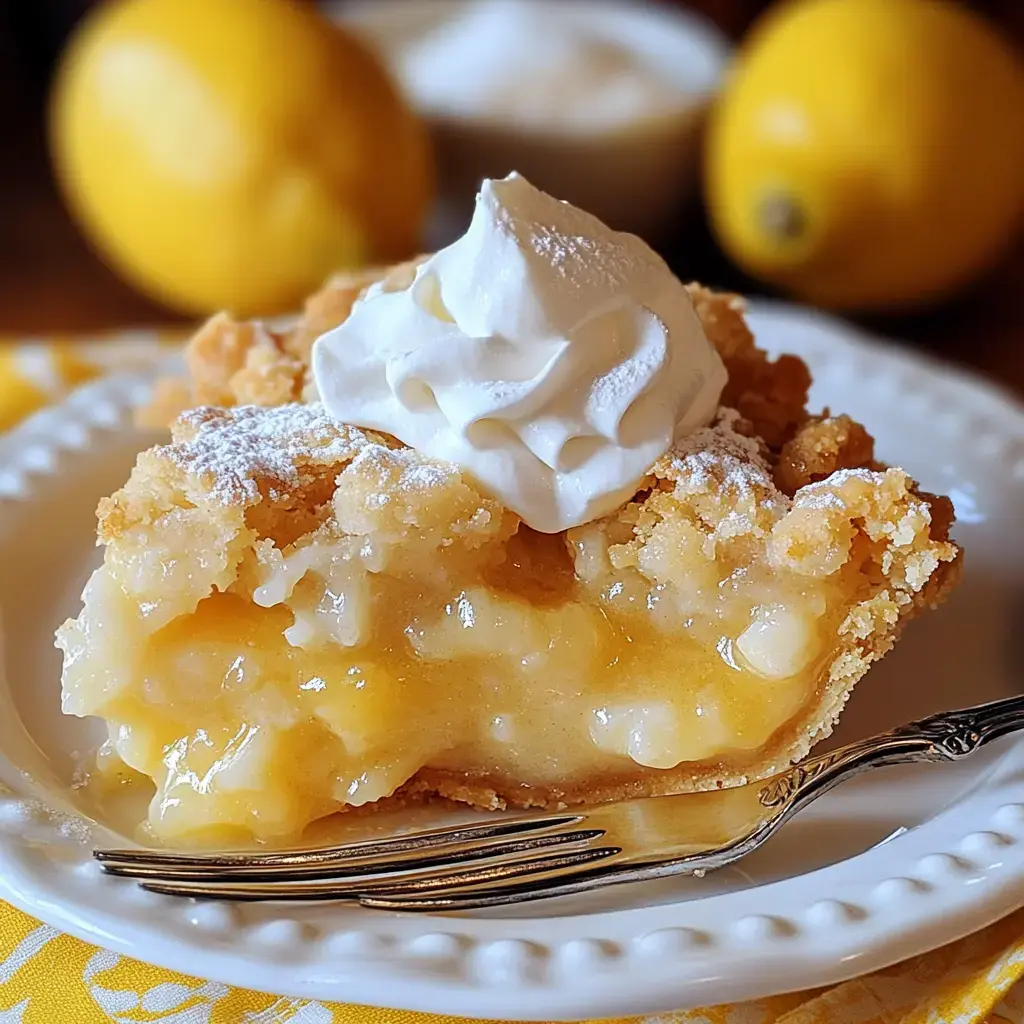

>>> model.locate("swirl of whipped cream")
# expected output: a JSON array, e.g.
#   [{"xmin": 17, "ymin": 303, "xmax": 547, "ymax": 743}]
[{"xmin": 313, "ymin": 173, "xmax": 727, "ymax": 533}]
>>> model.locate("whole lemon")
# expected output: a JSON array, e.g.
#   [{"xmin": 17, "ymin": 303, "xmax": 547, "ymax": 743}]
[
  {"xmin": 51, "ymin": 0, "xmax": 432, "ymax": 317},
  {"xmin": 706, "ymin": 0, "xmax": 1024, "ymax": 310}
]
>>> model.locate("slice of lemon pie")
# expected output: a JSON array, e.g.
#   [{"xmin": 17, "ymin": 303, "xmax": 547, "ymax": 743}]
[{"xmin": 58, "ymin": 174, "xmax": 961, "ymax": 846}]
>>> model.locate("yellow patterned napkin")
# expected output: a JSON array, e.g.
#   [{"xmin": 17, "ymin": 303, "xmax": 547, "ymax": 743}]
[
  {"xmin": 1, "ymin": 334, "xmax": 1023, "ymax": 1024},
  {"xmin": 2, "ymin": 901, "xmax": 1023, "ymax": 1024}
]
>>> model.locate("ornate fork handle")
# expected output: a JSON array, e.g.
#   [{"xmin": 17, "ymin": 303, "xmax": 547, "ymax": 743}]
[{"xmin": 758, "ymin": 694, "xmax": 1024, "ymax": 812}]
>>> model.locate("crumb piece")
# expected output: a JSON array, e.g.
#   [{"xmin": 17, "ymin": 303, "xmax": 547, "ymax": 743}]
[
  {"xmin": 771, "ymin": 466, "xmax": 959, "ymax": 589},
  {"xmin": 229, "ymin": 345, "xmax": 305, "ymax": 407},
  {"xmin": 185, "ymin": 313, "xmax": 268, "ymax": 406},
  {"xmin": 775, "ymin": 414, "xmax": 876, "ymax": 494}
]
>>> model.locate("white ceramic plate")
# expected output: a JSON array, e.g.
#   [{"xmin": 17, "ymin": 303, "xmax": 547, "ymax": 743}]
[{"xmin": 1, "ymin": 305, "xmax": 1022, "ymax": 1021}]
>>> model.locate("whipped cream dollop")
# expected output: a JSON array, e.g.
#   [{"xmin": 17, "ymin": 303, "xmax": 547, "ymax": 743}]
[{"xmin": 313, "ymin": 173, "xmax": 726, "ymax": 533}]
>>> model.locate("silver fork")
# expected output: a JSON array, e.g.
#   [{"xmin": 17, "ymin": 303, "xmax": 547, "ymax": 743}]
[{"xmin": 95, "ymin": 695, "xmax": 1024, "ymax": 911}]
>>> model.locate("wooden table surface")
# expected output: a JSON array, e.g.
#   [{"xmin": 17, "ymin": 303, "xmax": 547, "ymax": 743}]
[{"xmin": 1, "ymin": 79, "xmax": 1022, "ymax": 401}]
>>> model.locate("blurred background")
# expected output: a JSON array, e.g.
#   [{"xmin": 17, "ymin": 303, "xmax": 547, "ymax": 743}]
[{"xmin": 0, "ymin": 0, "xmax": 1021, "ymax": 392}]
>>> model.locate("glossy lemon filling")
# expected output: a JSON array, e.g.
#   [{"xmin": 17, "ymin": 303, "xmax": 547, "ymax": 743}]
[{"xmin": 61, "ymin": 521, "xmax": 852, "ymax": 846}]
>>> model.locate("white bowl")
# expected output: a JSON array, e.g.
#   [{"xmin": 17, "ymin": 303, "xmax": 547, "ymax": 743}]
[{"xmin": 335, "ymin": 0, "xmax": 731, "ymax": 241}]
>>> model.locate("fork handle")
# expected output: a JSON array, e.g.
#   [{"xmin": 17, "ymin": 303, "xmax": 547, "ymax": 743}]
[{"xmin": 757, "ymin": 693, "xmax": 1024, "ymax": 811}]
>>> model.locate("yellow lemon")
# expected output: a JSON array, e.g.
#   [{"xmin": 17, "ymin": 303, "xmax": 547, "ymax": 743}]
[
  {"xmin": 706, "ymin": 0, "xmax": 1024, "ymax": 310},
  {"xmin": 51, "ymin": 0, "xmax": 432, "ymax": 317}
]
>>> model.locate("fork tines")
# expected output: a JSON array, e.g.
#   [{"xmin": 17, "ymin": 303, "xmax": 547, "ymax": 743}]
[{"xmin": 94, "ymin": 810, "xmax": 619, "ymax": 904}]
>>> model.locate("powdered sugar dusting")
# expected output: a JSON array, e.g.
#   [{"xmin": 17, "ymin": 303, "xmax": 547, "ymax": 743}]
[
  {"xmin": 794, "ymin": 468, "xmax": 888, "ymax": 510},
  {"xmin": 793, "ymin": 490, "xmax": 846, "ymax": 511},
  {"xmin": 168, "ymin": 403, "xmax": 371, "ymax": 504},
  {"xmin": 656, "ymin": 407, "xmax": 777, "ymax": 500},
  {"xmin": 347, "ymin": 442, "xmax": 459, "ymax": 494},
  {"xmin": 814, "ymin": 467, "xmax": 885, "ymax": 488}
]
